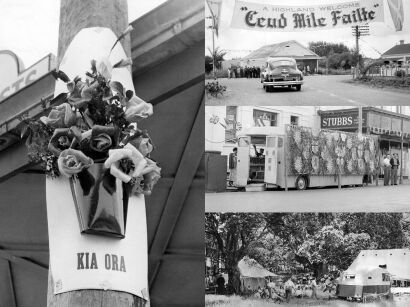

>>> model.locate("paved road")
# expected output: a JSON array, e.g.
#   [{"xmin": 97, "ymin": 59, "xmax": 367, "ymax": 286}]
[
  {"xmin": 205, "ymin": 181, "xmax": 410, "ymax": 212},
  {"xmin": 206, "ymin": 75, "xmax": 410, "ymax": 106}
]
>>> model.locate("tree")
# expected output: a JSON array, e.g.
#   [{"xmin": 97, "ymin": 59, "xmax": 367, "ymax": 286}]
[
  {"xmin": 205, "ymin": 213, "xmax": 267, "ymax": 293},
  {"xmin": 207, "ymin": 47, "xmax": 227, "ymax": 72},
  {"xmin": 206, "ymin": 213, "xmax": 410, "ymax": 294},
  {"xmin": 308, "ymin": 41, "xmax": 350, "ymax": 57}
]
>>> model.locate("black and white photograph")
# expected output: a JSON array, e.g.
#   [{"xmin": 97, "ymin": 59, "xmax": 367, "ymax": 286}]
[
  {"xmin": 205, "ymin": 105, "xmax": 410, "ymax": 210},
  {"xmin": 0, "ymin": 0, "xmax": 204, "ymax": 306},
  {"xmin": 205, "ymin": 212, "xmax": 410, "ymax": 306},
  {"xmin": 205, "ymin": 0, "xmax": 410, "ymax": 106}
]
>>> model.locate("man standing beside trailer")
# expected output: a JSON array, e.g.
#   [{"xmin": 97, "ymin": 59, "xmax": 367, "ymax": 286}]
[
  {"xmin": 390, "ymin": 153, "xmax": 400, "ymax": 185},
  {"xmin": 383, "ymin": 154, "xmax": 392, "ymax": 186}
]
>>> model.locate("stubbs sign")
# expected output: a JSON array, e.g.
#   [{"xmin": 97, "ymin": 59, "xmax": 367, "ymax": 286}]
[
  {"xmin": 321, "ymin": 112, "xmax": 367, "ymax": 129},
  {"xmin": 231, "ymin": 0, "xmax": 384, "ymax": 32}
]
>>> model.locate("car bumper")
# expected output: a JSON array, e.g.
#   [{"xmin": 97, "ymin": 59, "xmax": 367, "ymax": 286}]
[{"xmin": 263, "ymin": 81, "xmax": 303, "ymax": 86}]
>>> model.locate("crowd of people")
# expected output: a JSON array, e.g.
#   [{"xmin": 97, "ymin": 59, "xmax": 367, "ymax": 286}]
[
  {"xmin": 227, "ymin": 66, "xmax": 261, "ymax": 79},
  {"xmin": 252, "ymin": 275, "xmax": 338, "ymax": 303}
]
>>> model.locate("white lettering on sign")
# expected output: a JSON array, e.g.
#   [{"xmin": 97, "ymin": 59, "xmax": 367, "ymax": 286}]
[
  {"xmin": 0, "ymin": 54, "xmax": 54, "ymax": 101},
  {"xmin": 322, "ymin": 116, "xmax": 354, "ymax": 127}
]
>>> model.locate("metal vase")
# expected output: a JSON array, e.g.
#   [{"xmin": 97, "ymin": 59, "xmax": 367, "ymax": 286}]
[{"xmin": 69, "ymin": 163, "xmax": 129, "ymax": 239}]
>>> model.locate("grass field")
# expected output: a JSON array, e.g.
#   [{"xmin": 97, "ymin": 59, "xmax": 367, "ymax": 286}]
[{"xmin": 205, "ymin": 294, "xmax": 410, "ymax": 307}]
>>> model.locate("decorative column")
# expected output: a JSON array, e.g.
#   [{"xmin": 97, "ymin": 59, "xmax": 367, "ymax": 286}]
[{"xmin": 45, "ymin": 1, "xmax": 154, "ymax": 306}]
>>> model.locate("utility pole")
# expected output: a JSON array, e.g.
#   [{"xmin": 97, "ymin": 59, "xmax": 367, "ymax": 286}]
[
  {"xmin": 351, "ymin": 24, "xmax": 369, "ymax": 79},
  {"xmin": 47, "ymin": 1, "xmax": 144, "ymax": 306}
]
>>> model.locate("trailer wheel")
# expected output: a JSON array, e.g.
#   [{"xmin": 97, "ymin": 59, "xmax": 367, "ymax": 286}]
[{"xmin": 295, "ymin": 176, "xmax": 307, "ymax": 190}]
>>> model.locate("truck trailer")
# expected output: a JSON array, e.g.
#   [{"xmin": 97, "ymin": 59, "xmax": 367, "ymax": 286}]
[{"xmin": 234, "ymin": 125, "xmax": 380, "ymax": 191}]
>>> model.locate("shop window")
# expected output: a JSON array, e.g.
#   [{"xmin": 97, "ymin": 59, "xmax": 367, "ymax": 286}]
[
  {"xmin": 382, "ymin": 274, "xmax": 390, "ymax": 282},
  {"xmin": 253, "ymin": 110, "xmax": 277, "ymax": 127},
  {"xmin": 291, "ymin": 116, "xmax": 299, "ymax": 126}
]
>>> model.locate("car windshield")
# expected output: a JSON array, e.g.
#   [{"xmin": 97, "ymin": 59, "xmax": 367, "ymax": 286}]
[{"xmin": 268, "ymin": 60, "xmax": 296, "ymax": 70}]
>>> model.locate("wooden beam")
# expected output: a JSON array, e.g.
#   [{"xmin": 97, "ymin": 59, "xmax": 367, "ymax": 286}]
[
  {"xmin": 0, "ymin": 249, "xmax": 48, "ymax": 273},
  {"xmin": 7, "ymin": 261, "xmax": 17, "ymax": 307},
  {"xmin": 148, "ymin": 92, "xmax": 204, "ymax": 287}
]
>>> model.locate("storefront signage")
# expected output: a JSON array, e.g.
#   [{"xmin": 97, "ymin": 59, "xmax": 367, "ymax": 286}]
[
  {"xmin": 231, "ymin": 0, "xmax": 384, "ymax": 32},
  {"xmin": 321, "ymin": 112, "xmax": 366, "ymax": 129},
  {"xmin": 0, "ymin": 54, "xmax": 54, "ymax": 102}
]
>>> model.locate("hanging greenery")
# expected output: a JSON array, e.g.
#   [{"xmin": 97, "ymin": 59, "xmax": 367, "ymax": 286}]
[{"xmin": 286, "ymin": 126, "xmax": 380, "ymax": 177}]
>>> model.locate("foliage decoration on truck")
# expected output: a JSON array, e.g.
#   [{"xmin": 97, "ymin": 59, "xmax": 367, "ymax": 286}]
[{"xmin": 286, "ymin": 125, "xmax": 380, "ymax": 176}]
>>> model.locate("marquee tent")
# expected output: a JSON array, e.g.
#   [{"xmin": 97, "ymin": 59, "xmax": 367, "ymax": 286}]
[{"xmin": 238, "ymin": 257, "xmax": 277, "ymax": 293}]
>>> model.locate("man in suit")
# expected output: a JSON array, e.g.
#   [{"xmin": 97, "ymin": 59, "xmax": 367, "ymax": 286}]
[{"xmin": 390, "ymin": 153, "xmax": 400, "ymax": 185}]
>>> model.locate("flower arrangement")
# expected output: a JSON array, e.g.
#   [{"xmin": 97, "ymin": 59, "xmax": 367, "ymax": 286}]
[
  {"xmin": 20, "ymin": 31, "xmax": 160, "ymax": 197},
  {"xmin": 205, "ymin": 81, "xmax": 227, "ymax": 98},
  {"xmin": 286, "ymin": 125, "xmax": 380, "ymax": 177}
]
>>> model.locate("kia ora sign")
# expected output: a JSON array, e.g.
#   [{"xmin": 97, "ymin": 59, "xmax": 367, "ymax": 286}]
[
  {"xmin": 321, "ymin": 111, "xmax": 366, "ymax": 129},
  {"xmin": 0, "ymin": 53, "xmax": 55, "ymax": 102}
]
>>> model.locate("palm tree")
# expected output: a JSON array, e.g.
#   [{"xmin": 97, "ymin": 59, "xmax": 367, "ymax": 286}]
[{"xmin": 207, "ymin": 47, "xmax": 227, "ymax": 71}]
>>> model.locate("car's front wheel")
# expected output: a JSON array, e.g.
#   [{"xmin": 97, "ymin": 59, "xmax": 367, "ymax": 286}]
[{"xmin": 295, "ymin": 84, "xmax": 301, "ymax": 91}]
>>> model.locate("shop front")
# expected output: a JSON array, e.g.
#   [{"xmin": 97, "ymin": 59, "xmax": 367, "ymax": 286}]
[{"xmin": 319, "ymin": 107, "xmax": 410, "ymax": 179}]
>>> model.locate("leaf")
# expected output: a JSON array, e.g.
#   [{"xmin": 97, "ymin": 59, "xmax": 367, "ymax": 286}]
[
  {"xmin": 113, "ymin": 58, "xmax": 132, "ymax": 68},
  {"xmin": 49, "ymin": 93, "xmax": 68, "ymax": 106},
  {"xmin": 21, "ymin": 125, "xmax": 29, "ymax": 139},
  {"xmin": 125, "ymin": 90, "xmax": 134, "ymax": 100},
  {"xmin": 51, "ymin": 70, "xmax": 70, "ymax": 83},
  {"xmin": 109, "ymin": 81, "xmax": 124, "ymax": 97},
  {"xmin": 110, "ymin": 25, "xmax": 134, "ymax": 54},
  {"xmin": 90, "ymin": 59, "xmax": 97, "ymax": 74}
]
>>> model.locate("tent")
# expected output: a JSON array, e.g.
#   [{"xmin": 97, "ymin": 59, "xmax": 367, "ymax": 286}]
[
  {"xmin": 337, "ymin": 249, "xmax": 410, "ymax": 298},
  {"xmin": 238, "ymin": 257, "xmax": 277, "ymax": 293}
]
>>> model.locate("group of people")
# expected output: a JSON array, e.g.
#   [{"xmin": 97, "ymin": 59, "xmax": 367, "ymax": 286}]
[
  {"xmin": 205, "ymin": 271, "xmax": 227, "ymax": 295},
  {"xmin": 383, "ymin": 153, "xmax": 400, "ymax": 186},
  {"xmin": 253, "ymin": 275, "xmax": 338, "ymax": 303},
  {"xmin": 227, "ymin": 66, "xmax": 261, "ymax": 79}
]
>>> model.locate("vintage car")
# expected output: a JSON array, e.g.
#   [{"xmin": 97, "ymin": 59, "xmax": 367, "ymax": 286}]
[{"xmin": 261, "ymin": 57, "xmax": 303, "ymax": 92}]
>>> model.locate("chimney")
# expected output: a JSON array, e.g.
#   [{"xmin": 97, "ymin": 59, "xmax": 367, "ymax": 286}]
[{"xmin": 400, "ymin": 40, "xmax": 405, "ymax": 45}]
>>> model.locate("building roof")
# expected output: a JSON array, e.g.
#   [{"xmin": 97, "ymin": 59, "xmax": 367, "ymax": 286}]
[
  {"xmin": 244, "ymin": 40, "xmax": 321, "ymax": 60},
  {"xmin": 238, "ymin": 257, "xmax": 277, "ymax": 278},
  {"xmin": 346, "ymin": 249, "xmax": 410, "ymax": 280},
  {"xmin": 382, "ymin": 43, "xmax": 410, "ymax": 57}
]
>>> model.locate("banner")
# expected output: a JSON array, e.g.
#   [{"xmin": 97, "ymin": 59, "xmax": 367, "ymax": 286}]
[
  {"xmin": 387, "ymin": 0, "xmax": 404, "ymax": 31},
  {"xmin": 231, "ymin": 0, "xmax": 384, "ymax": 32}
]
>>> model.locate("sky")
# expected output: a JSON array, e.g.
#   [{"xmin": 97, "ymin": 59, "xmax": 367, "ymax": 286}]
[
  {"xmin": 205, "ymin": 0, "xmax": 410, "ymax": 59},
  {"xmin": 0, "ymin": 0, "xmax": 167, "ymax": 68}
]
